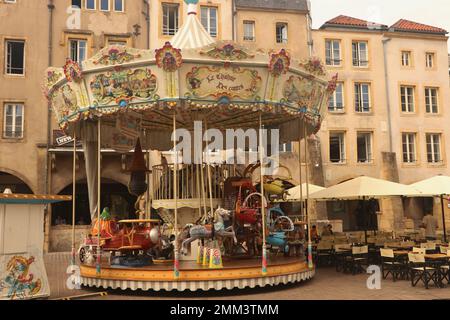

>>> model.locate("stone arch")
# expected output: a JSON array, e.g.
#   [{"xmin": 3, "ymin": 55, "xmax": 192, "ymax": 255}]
[
  {"xmin": 51, "ymin": 177, "xmax": 137, "ymax": 226},
  {"xmin": 52, "ymin": 172, "xmax": 129, "ymax": 195},
  {"xmin": 0, "ymin": 169, "xmax": 35, "ymax": 194}
]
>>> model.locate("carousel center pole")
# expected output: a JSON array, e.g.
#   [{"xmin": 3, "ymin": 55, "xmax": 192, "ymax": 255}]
[
  {"xmin": 173, "ymin": 113, "xmax": 180, "ymax": 279},
  {"xmin": 298, "ymin": 125, "xmax": 304, "ymax": 230},
  {"xmin": 259, "ymin": 113, "xmax": 267, "ymax": 275},
  {"xmin": 204, "ymin": 121, "xmax": 215, "ymax": 215},
  {"xmin": 96, "ymin": 119, "xmax": 102, "ymax": 275},
  {"xmin": 200, "ymin": 123, "xmax": 207, "ymax": 219},
  {"xmin": 146, "ymin": 129, "xmax": 151, "ymax": 220},
  {"xmin": 71, "ymin": 131, "xmax": 77, "ymax": 266},
  {"xmin": 304, "ymin": 125, "xmax": 313, "ymax": 269}
]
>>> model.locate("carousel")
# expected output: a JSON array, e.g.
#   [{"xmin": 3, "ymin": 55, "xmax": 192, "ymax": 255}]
[{"xmin": 43, "ymin": 0, "xmax": 336, "ymax": 292}]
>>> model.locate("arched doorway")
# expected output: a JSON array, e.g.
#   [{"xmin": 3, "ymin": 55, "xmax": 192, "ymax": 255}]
[
  {"xmin": 51, "ymin": 178, "xmax": 137, "ymax": 226},
  {"xmin": 0, "ymin": 171, "xmax": 33, "ymax": 194}
]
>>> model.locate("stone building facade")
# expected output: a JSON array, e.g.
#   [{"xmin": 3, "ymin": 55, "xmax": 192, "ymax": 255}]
[{"xmin": 0, "ymin": 1, "xmax": 449, "ymax": 251}]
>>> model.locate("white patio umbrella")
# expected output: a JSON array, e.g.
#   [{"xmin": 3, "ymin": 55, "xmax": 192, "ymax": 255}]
[
  {"xmin": 308, "ymin": 176, "xmax": 422, "ymax": 242},
  {"xmin": 285, "ymin": 183, "xmax": 325, "ymax": 202},
  {"xmin": 410, "ymin": 175, "xmax": 450, "ymax": 242},
  {"xmin": 309, "ymin": 176, "xmax": 421, "ymax": 200}
]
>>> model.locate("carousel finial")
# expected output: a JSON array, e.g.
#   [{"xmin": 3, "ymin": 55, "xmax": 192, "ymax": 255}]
[{"xmin": 184, "ymin": 0, "xmax": 199, "ymax": 15}]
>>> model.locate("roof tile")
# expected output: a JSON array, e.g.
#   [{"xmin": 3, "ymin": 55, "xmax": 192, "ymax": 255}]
[
  {"xmin": 390, "ymin": 19, "xmax": 447, "ymax": 35},
  {"xmin": 235, "ymin": 0, "xmax": 309, "ymax": 12},
  {"xmin": 322, "ymin": 15, "xmax": 387, "ymax": 30}
]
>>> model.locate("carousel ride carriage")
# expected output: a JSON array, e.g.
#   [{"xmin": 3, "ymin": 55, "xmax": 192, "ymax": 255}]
[{"xmin": 43, "ymin": 0, "xmax": 336, "ymax": 291}]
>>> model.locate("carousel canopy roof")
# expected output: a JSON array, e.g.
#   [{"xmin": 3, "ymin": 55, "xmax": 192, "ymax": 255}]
[
  {"xmin": 43, "ymin": 1, "xmax": 336, "ymax": 150},
  {"xmin": 171, "ymin": 1, "xmax": 214, "ymax": 49}
]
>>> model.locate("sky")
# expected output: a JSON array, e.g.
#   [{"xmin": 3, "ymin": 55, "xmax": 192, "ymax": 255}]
[{"xmin": 310, "ymin": 0, "xmax": 450, "ymax": 50}]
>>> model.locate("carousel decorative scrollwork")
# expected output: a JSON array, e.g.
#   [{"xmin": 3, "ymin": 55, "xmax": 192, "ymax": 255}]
[
  {"xmin": 93, "ymin": 47, "xmax": 142, "ymax": 66},
  {"xmin": 268, "ymin": 49, "xmax": 291, "ymax": 77},
  {"xmin": 200, "ymin": 42, "xmax": 254, "ymax": 61},
  {"xmin": 63, "ymin": 58, "xmax": 83, "ymax": 82},
  {"xmin": 299, "ymin": 57, "xmax": 326, "ymax": 76},
  {"xmin": 155, "ymin": 41, "xmax": 183, "ymax": 72}
]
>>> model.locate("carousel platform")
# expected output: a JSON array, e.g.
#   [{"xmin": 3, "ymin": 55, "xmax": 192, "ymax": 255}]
[{"xmin": 80, "ymin": 257, "xmax": 314, "ymax": 292}]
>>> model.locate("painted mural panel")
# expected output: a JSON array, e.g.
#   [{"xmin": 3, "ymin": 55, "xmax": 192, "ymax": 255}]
[
  {"xmin": 0, "ymin": 249, "xmax": 50, "ymax": 300},
  {"xmin": 186, "ymin": 65, "xmax": 262, "ymax": 100},
  {"xmin": 90, "ymin": 68, "xmax": 158, "ymax": 106}
]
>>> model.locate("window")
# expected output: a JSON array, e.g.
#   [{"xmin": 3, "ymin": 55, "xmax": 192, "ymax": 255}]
[
  {"xmin": 402, "ymin": 133, "xmax": 417, "ymax": 163},
  {"xmin": 114, "ymin": 0, "xmax": 124, "ymax": 12},
  {"xmin": 425, "ymin": 88, "xmax": 439, "ymax": 114},
  {"xmin": 426, "ymin": 52, "xmax": 435, "ymax": 68},
  {"xmin": 5, "ymin": 40, "xmax": 25, "ymax": 75},
  {"xmin": 280, "ymin": 142, "xmax": 293, "ymax": 153},
  {"xmin": 352, "ymin": 41, "xmax": 368, "ymax": 67},
  {"xmin": 243, "ymin": 21, "xmax": 255, "ymax": 41},
  {"xmin": 401, "ymin": 51, "xmax": 411, "ymax": 67},
  {"xmin": 107, "ymin": 39, "xmax": 127, "ymax": 46},
  {"xmin": 276, "ymin": 23, "xmax": 288, "ymax": 44},
  {"xmin": 86, "ymin": 0, "xmax": 96, "ymax": 10},
  {"xmin": 329, "ymin": 132, "xmax": 345, "ymax": 163},
  {"xmin": 69, "ymin": 39, "xmax": 87, "ymax": 64},
  {"xmin": 357, "ymin": 132, "xmax": 373, "ymax": 163},
  {"xmin": 72, "ymin": 0, "xmax": 81, "ymax": 8},
  {"xmin": 328, "ymin": 82, "xmax": 344, "ymax": 112},
  {"xmin": 325, "ymin": 40, "xmax": 341, "ymax": 66},
  {"xmin": 426, "ymin": 133, "xmax": 442, "ymax": 164},
  {"xmin": 162, "ymin": 3, "xmax": 179, "ymax": 36},
  {"xmin": 400, "ymin": 86, "xmax": 415, "ymax": 113},
  {"xmin": 3, "ymin": 103, "xmax": 24, "ymax": 139},
  {"xmin": 201, "ymin": 6, "xmax": 217, "ymax": 37},
  {"xmin": 100, "ymin": 0, "xmax": 109, "ymax": 11},
  {"xmin": 354, "ymin": 83, "xmax": 371, "ymax": 113}
]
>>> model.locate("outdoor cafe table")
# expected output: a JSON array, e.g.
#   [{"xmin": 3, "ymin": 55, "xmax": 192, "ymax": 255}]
[
  {"xmin": 393, "ymin": 250, "xmax": 410, "ymax": 256},
  {"xmin": 386, "ymin": 243, "xmax": 415, "ymax": 250}
]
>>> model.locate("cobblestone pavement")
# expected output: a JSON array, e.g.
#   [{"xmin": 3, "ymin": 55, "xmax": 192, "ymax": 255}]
[{"xmin": 45, "ymin": 252, "xmax": 450, "ymax": 300}]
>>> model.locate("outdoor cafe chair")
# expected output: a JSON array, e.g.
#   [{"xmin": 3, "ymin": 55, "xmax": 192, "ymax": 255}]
[
  {"xmin": 334, "ymin": 244, "xmax": 351, "ymax": 272},
  {"xmin": 380, "ymin": 248, "xmax": 404, "ymax": 282},
  {"xmin": 315, "ymin": 241, "xmax": 334, "ymax": 267},
  {"xmin": 438, "ymin": 250, "xmax": 450, "ymax": 285},
  {"xmin": 408, "ymin": 253, "xmax": 439, "ymax": 289},
  {"xmin": 421, "ymin": 242, "xmax": 437, "ymax": 253},
  {"xmin": 413, "ymin": 247, "xmax": 426, "ymax": 255},
  {"xmin": 344, "ymin": 245, "xmax": 369, "ymax": 275}
]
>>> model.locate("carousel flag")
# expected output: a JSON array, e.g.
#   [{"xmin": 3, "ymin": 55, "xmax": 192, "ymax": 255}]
[
  {"xmin": 208, "ymin": 241, "xmax": 223, "ymax": 269},
  {"xmin": 262, "ymin": 244, "xmax": 268, "ymax": 275},
  {"xmin": 202, "ymin": 242, "xmax": 211, "ymax": 266},
  {"xmin": 196, "ymin": 244, "xmax": 204, "ymax": 264}
]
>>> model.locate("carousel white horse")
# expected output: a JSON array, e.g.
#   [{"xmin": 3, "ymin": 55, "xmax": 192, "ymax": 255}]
[{"xmin": 180, "ymin": 207, "xmax": 237, "ymax": 255}]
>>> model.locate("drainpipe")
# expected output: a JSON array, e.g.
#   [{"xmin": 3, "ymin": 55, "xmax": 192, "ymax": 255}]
[
  {"xmin": 306, "ymin": 0, "xmax": 313, "ymax": 56},
  {"xmin": 143, "ymin": 0, "xmax": 150, "ymax": 49},
  {"xmin": 382, "ymin": 37, "xmax": 393, "ymax": 153},
  {"xmin": 45, "ymin": 0, "xmax": 55, "ymax": 253},
  {"xmin": 231, "ymin": 0, "xmax": 237, "ymax": 41}
]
